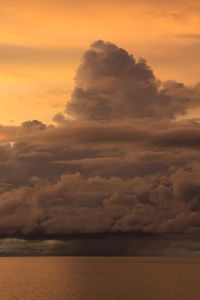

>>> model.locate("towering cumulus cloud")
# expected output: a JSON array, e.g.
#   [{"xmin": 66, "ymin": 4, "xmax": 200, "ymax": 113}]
[
  {"xmin": 66, "ymin": 40, "xmax": 195, "ymax": 120},
  {"xmin": 1, "ymin": 40, "xmax": 200, "ymax": 255}
]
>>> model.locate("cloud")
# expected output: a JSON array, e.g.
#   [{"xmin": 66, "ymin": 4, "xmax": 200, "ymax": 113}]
[
  {"xmin": 1, "ymin": 235, "xmax": 200, "ymax": 256},
  {"xmin": 0, "ymin": 165, "xmax": 200, "ymax": 237},
  {"xmin": 22, "ymin": 120, "xmax": 47, "ymax": 130},
  {"xmin": 65, "ymin": 40, "xmax": 199, "ymax": 120},
  {"xmin": 2, "ymin": 40, "xmax": 200, "ymax": 254}
]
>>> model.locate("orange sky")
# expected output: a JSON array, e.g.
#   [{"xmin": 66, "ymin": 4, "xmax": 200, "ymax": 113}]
[{"xmin": 1, "ymin": 0, "xmax": 200, "ymax": 125}]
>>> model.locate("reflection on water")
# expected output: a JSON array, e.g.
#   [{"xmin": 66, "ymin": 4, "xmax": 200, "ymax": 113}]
[{"xmin": 0, "ymin": 257, "xmax": 200, "ymax": 299}]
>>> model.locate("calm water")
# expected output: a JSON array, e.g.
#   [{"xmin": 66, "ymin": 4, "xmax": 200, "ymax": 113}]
[{"xmin": 0, "ymin": 257, "xmax": 200, "ymax": 299}]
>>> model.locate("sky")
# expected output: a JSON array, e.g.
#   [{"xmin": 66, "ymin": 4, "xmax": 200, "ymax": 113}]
[
  {"xmin": 1, "ymin": 0, "xmax": 200, "ymax": 125},
  {"xmin": 1, "ymin": 0, "xmax": 200, "ymax": 255}
]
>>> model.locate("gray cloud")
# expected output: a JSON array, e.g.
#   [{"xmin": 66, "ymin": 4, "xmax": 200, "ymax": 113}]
[
  {"xmin": 2, "ymin": 40, "xmax": 200, "ymax": 254},
  {"xmin": 65, "ymin": 40, "xmax": 199, "ymax": 120},
  {"xmin": 22, "ymin": 120, "xmax": 47, "ymax": 130},
  {"xmin": 0, "ymin": 164, "xmax": 199, "ymax": 237}
]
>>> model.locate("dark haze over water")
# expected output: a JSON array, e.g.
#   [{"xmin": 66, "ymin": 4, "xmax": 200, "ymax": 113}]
[{"xmin": 1, "ymin": 256, "xmax": 200, "ymax": 299}]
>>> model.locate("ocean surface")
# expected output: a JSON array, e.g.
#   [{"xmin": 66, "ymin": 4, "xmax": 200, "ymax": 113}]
[{"xmin": 0, "ymin": 257, "xmax": 200, "ymax": 299}]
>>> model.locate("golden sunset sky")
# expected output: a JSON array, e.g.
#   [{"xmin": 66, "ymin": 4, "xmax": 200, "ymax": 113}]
[{"xmin": 1, "ymin": 0, "xmax": 200, "ymax": 125}]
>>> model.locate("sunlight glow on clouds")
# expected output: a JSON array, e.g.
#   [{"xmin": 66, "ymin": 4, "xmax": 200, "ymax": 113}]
[
  {"xmin": 1, "ymin": 0, "xmax": 200, "ymax": 125},
  {"xmin": 1, "ymin": 1, "xmax": 200, "ymax": 255}
]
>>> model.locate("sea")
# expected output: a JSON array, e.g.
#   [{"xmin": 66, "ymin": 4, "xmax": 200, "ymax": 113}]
[{"xmin": 0, "ymin": 256, "xmax": 199, "ymax": 299}]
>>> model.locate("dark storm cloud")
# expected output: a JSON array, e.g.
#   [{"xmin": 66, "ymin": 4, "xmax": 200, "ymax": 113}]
[
  {"xmin": 1, "ymin": 235, "xmax": 200, "ymax": 256},
  {"xmin": 2, "ymin": 40, "xmax": 200, "ymax": 250},
  {"xmin": 1, "ymin": 163, "xmax": 200, "ymax": 236}
]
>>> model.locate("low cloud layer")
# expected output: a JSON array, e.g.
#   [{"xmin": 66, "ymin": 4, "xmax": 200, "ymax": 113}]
[
  {"xmin": 1, "ymin": 40, "xmax": 200, "ymax": 251},
  {"xmin": 1, "ymin": 168, "xmax": 200, "ymax": 236}
]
